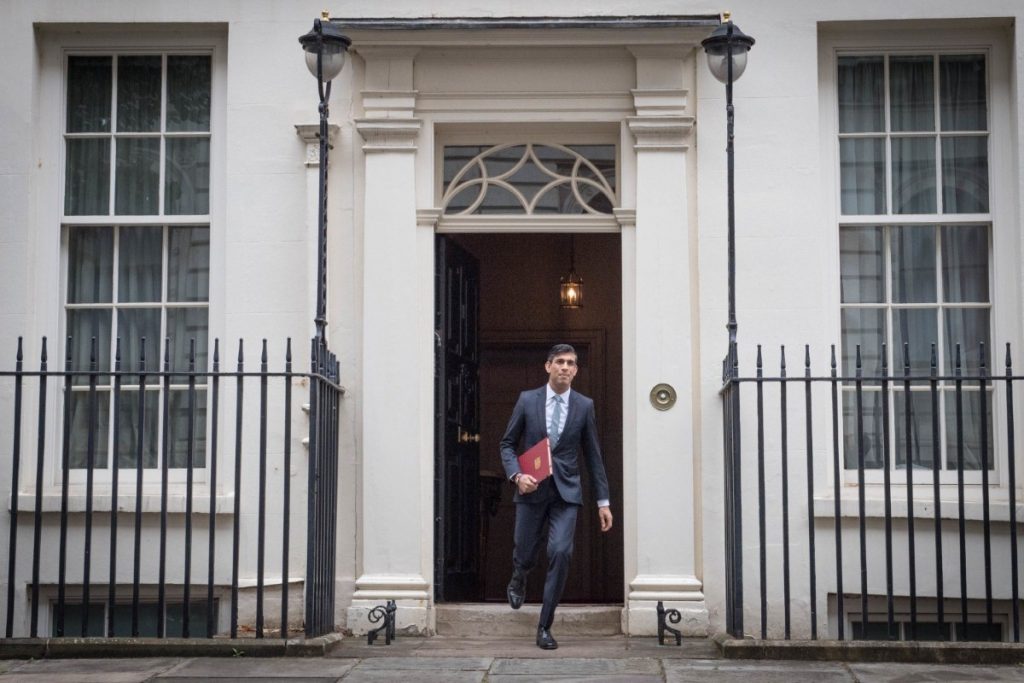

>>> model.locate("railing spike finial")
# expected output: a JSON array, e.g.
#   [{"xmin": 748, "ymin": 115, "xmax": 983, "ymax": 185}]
[
  {"xmin": 979, "ymin": 341, "xmax": 986, "ymax": 372},
  {"xmin": 756, "ymin": 344, "xmax": 762, "ymax": 369},
  {"xmin": 903, "ymin": 342, "xmax": 910, "ymax": 372},
  {"xmin": 16, "ymin": 336, "xmax": 23, "ymax": 362},
  {"xmin": 855, "ymin": 344, "xmax": 862, "ymax": 373},
  {"xmin": 930, "ymin": 343, "xmax": 937, "ymax": 374},
  {"xmin": 1006, "ymin": 342, "xmax": 1012, "ymax": 369},
  {"xmin": 65, "ymin": 336, "xmax": 73, "ymax": 367},
  {"xmin": 139, "ymin": 337, "xmax": 146, "ymax": 368},
  {"xmin": 90, "ymin": 336, "xmax": 98, "ymax": 370},
  {"xmin": 114, "ymin": 337, "xmax": 122, "ymax": 365},
  {"xmin": 238, "ymin": 339, "xmax": 244, "ymax": 364},
  {"xmin": 286, "ymin": 337, "xmax": 292, "ymax": 363},
  {"xmin": 830, "ymin": 344, "xmax": 836, "ymax": 370},
  {"xmin": 780, "ymin": 345, "xmax": 786, "ymax": 373},
  {"xmin": 189, "ymin": 338, "xmax": 196, "ymax": 369},
  {"xmin": 881, "ymin": 343, "xmax": 888, "ymax": 374},
  {"xmin": 40, "ymin": 336, "xmax": 47, "ymax": 364},
  {"xmin": 804, "ymin": 344, "xmax": 810, "ymax": 371},
  {"xmin": 213, "ymin": 338, "xmax": 220, "ymax": 365},
  {"xmin": 955, "ymin": 343, "xmax": 962, "ymax": 372},
  {"xmin": 261, "ymin": 339, "xmax": 268, "ymax": 364}
]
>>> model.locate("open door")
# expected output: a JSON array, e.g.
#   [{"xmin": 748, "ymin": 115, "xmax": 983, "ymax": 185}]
[{"xmin": 434, "ymin": 236, "xmax": 481, "ymax": 601}]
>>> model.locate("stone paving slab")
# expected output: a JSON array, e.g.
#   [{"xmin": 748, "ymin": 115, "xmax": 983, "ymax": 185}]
[
  {"xmin": 663, "ymin": 658, "xmax": 855, "ymax": 683},
  {"xmin": 491, "ymin": 657, "xmax": 662, "ymax": 676},
  {"xmin": 849, "ymin": 661, "xmax": 1024, "ymax": 681},
  {"xmin": 348, "ymin": 656, "xmax": 492, "ymax": 670},
  {"xmin": 0, "ymin": 656, "xmax": 181, "ymax": 682},
  {"xmin": 159, "ymin": 678, "xmax": 339, "ymax": 683},
  {"xmin": 337, "ymin": 670, "xmax": 485, "ymax": 682},
  {"xmin": 156, "ymin": 657, "xmax": 357, "ymax": 678},
  {"xmin": 489, "ymin": 677, "xmax": 663, "ymax": 683}
]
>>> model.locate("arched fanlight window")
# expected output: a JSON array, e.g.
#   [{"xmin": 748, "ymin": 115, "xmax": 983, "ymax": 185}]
[{"xmin": 442, "ymin": 143, "xmax": 616, "ymax": 215}]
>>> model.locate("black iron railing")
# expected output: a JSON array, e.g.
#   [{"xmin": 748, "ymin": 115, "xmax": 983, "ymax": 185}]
[
  {"xmin": 722, "ymin": 341, "xmax": 1021, "ymax": 642},
  {"xmin": 0, "ymin": 335, "xmax": 342, "ymax": 639}
]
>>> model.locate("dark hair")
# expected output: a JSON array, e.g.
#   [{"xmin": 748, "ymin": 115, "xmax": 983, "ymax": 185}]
[{"xmin": 547, "ymin": 343, "xmax": 577, "ymax": 362}]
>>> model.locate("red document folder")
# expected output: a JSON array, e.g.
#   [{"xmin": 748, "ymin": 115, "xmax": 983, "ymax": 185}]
[{"xmin": 518, "ymin": 437, "xmax": 553, "ymax": 483}]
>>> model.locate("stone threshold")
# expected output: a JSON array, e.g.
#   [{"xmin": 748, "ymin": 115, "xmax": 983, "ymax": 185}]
[
  {"xmin": 716, "ymin": 633, "xmax": 1024, "ymax": 665},
  {"xmin": 0, "ymin": 633, "xmax": 341, "ymax": 660}
]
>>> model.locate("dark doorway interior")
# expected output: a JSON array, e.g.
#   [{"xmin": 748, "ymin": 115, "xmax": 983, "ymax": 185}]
[{"xmin": 435, "ymin": 233, "xmax": 623, "ymax": 604}]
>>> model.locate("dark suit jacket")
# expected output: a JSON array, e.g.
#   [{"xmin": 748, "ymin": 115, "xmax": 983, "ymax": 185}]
[{"xmin": 499, "ymin": 386, "xmax": 610, "ymax": 506}]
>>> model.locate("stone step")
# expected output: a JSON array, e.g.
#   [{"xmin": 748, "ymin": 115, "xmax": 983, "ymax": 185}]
[{"xmin": 435, "ymin": 603, "xmax": 622, "ymax": 637}]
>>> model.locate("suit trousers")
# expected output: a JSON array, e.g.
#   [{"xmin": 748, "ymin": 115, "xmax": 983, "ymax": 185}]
[{"xmin": 512, "ymin": 494, "xmax": 579, "ymax": 629}]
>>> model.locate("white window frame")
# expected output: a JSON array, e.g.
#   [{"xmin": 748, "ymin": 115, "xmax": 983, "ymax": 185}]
[
  {"xmin": 33, "ymin": 26, "xmax": 227, "ymax": 497},
  {"xmin": 819, "ymin": 22, "xmax": 1020, "ymax": 494}
]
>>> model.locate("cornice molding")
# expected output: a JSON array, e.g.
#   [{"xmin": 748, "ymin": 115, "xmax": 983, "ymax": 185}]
[
  {"xmin": 355, "ymin": 118, "xmax": 423, "ymax": 152},
  {"xmin": 626, "ymin": 116, "xmax": 694, "ymax": 151}
]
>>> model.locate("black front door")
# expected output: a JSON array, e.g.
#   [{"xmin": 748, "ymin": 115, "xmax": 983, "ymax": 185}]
[{"xmin": 434, "ymin": 236, "xmax": 481, "ymax": 601}]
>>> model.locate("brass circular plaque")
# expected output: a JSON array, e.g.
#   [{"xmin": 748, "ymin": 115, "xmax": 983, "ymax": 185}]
[{"xmin": 650, "ymin": 383, "xmax": 677, "ymax": 411}]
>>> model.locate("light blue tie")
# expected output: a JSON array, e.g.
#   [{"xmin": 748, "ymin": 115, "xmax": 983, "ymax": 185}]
[{"xmin": 549, "ymin": 395, "xmax": 563, "ymax": 448}]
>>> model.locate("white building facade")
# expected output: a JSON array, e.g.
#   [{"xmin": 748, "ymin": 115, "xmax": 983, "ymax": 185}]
[{"xmin": 0, "ymin": 0, "xmax": 1022, "ymax": 641}]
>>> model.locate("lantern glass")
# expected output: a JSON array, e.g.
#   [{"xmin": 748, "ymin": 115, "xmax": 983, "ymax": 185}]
[
  {"xmin": 304, "ymin": 45, "xmax": 347, "ymax": 82},
  {"xmin": 560, "ymin": 273, "xmax": 583, "ymax": 309},
  {"xmin": 706, "ymin": 49, "xmax": 748, "ymax": 84}
]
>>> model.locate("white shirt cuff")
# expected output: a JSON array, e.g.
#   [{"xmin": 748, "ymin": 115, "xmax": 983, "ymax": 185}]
[{"xmin": 597, "ymin": 499, "xmax": 610, "ymax": 508}]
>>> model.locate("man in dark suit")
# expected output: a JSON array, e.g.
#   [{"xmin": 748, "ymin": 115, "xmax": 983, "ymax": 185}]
[{"xmin": 500, "ymin": 343, "xmax": 613, "ymax": 650}]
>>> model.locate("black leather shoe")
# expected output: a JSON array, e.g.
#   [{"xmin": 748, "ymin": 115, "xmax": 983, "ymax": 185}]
[
  {"xmin": 536, "ymin": 626, "xmax": 558, "ymax": 650},
  {"xmin": 506, "ymin": 572, "xmax": 525, "ymax": 610}
]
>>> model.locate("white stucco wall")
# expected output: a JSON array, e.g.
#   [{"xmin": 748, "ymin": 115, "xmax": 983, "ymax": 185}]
[{"xmin": 0, "ymin": 0, "xmax": 1021, "ymax": 639}]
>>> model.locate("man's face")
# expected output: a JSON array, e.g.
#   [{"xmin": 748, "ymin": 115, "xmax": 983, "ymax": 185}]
[{"xmin": 545, "ymin": 352, "xmax": 578, "ymax": 392}]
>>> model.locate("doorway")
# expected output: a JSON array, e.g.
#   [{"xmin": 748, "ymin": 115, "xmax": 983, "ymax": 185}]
[{"xmin": 434, "ymin": 232, "xmax": 623, "ymax": 604}]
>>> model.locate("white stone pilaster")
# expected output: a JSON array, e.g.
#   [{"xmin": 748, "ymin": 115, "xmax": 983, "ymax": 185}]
[
  {"xmin": 623, "ymin": 45, "xmax": 707, "ymax": 636},
  {"xmin": 348, "ymin": 112, "xmax": 430, "ymax": 634}
]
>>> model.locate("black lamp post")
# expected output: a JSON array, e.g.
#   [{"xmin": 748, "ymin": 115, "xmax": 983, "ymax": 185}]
[
  {"xmin": 702, "ymin": 14, "xmax": 754, "ymax": 363},
  {"xmin": 299, "ymin": 14, "xmax": 351, "ymax": 341}
]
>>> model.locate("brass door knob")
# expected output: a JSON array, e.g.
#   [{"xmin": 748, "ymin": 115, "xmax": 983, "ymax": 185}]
[{"xmin": 458, "ymin": 428, "xmax": 481, "ymax": 443}]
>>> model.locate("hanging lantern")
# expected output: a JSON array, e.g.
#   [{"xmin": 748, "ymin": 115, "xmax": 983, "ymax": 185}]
[{"xmin": 560, "ymin": 237, "xmax": 583, "ymax": 309}]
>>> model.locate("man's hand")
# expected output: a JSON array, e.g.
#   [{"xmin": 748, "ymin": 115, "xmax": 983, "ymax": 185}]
[
  {"xmin": 516, "ymin": 474, "xmax": 538, "ymax": 495},
  {"xmin": 598, "ymin": 506, "xmax": 613, "ymax": 532}
]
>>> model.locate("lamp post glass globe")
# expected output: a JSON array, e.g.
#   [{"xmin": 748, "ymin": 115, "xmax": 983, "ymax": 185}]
[
  {"xmin": 298, "ymin": 18, "xmax": 351, "ymax": 82},
  {"xmin": 701, "ymin": 21, "xmax": 755, "ymax": 83}
]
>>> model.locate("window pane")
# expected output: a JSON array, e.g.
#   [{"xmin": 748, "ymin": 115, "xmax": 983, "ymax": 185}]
[
  {"xmin": 474, "ymin": 184, "xmax": 524, "ymax": 214},
  {"xmin": 852, "ymin": 620, "xmax": 893, "ymax": 640},
  {"xmin": 165, "ymin": 138, "xmax": 210, "ymax": 215},
  {"xmin": 840, "ymin": 138, "xmax": 886, "ymax": 215},
  {"xmin": 843, "ymin": 390, "xmax": 885, "ymax": 469},
  {"xmin": 841, "ymin": 308, "xmax": 886, "ymax": 378},
  {"xmin": 940, "ymin": 55, "xmax": 986, "ymax": 131},
  {"xmin": 945, "ymin": 389, "xmax": 994, "ymax": 471},
  {"xmin": 955, "ymin": 622, "xmax": 1002, "ymax": 642},
  {"xmin": 840, "ymin": 227, "xmax": 885, "ymax": 303},
  {"xmin": 68, "ymin": 390, "xmax": 110, "ymax": 469},
  {"xmin": 944, "ymin": 308, "xmax": 990, "ymax": 375},
  {"xmin": 66, "ymin": 56, "xmax": 111, "ymax": 133},
  {"xmin": 567, "ymin": 144, "xmax": 616, "ymax": 193},
  {"xmin": 55, "ymin": 603, "xmax": 106, "ymax": 637},
  {"xmin": 167, "ymin": 56, "xmax": 212, "ymax": 132},
  {"xmin": 65, "ymin": 138, "xmax": 111, "ymax": 215},
  {"xmin": 838, "ymin": 56, "xmax": 884, "ymax": 133},
  {"xmin": 116, "ymin": 56, "xmax": 161, "ymax": 132},
  {"xmin": 167, "ymin": 307, "xmax": 208, "ymax": 376},
  {"xmin": 117, "ymin": 308, "xmax": 161, "ymax": 383},
  {"xmin": 895, "ymin": 390, "xmax": 937, "ymax": 469},
  {"xmin": 893, "ymin": 309, "xmax": 938, "ymax": 375},
  {"xmin": 168, "ymin": 390, "xmax": 207, "ymax": 468},
  {"xmin": 443, "ymin": 146, "xmax": 485, "ymax": 193},
  {"xmin": 168, "ymin": 227, "xmax": 210, "ymax": 302},
  {"xmin": 118, "ymin": 227, "xmax": 163, "ymax": 302},
  {"xmin": 67, "ymin": 309, "xmax": 112, "ymax": 386},
  {"xmin": 68, "ymin": 227, "xmax": 113, "ymax": 303},
  {"xmin": 891, "ymin": 226, "xmax": 936, "ymax": 303},
  {"xmin": 116, "ymin": 389, "xmax": 159, "ymax": 469},
  {"xmin": 892, "ymin": 137, "xmax": 936, "ymax": 214},
  {"xmin": 942, "ymin": 225, "xmax": 989, "ymax": 303},
  {"xmin": 890, "ymin": 56, "xmax": 935, "ymax": 132},
  {"xmin": 110, "ymin": 603, "xmax": 160, "ymax": 637},
  {"xmin": 115, "ymin": 137, "xmax": 160, "ymax": 215},
  {"xmin": 941, "ymin": 136, "xmax": 988, "ymax": 213}
]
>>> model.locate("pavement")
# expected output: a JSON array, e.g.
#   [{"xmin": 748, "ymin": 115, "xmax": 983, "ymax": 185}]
[{"xmin": 0, "ymin": 636, "xmax": 1022, "ymax": 682}]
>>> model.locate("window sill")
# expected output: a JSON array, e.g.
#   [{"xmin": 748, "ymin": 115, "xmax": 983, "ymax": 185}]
[
  {"xmin": 812, "ymin": 495, "xmax": 1023, "ymax": 523},
  {"xmin": 9, "ymin": 492, "xmax": 236, "ymax": 515}
]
